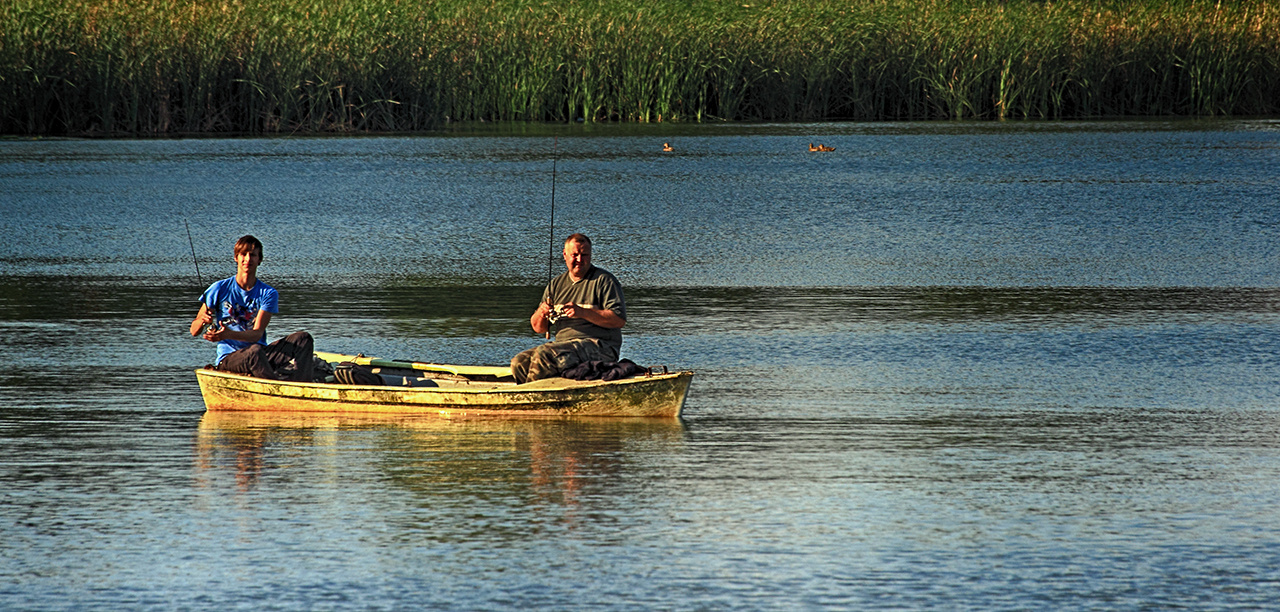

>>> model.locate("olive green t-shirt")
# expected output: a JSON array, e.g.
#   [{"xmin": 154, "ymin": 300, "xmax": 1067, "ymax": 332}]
[{"xmin": 541, "ymin": 266, "xmax": 626, "ymax": 351}]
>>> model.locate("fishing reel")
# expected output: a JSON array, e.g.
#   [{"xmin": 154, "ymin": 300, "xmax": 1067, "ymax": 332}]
[
  {"xmin": 546, "ymin": 305, "xmax": 566, "ymax": 324},
  {"xmin": 199, "ymin": 319, "xmax": 225, "ymax": 336}
]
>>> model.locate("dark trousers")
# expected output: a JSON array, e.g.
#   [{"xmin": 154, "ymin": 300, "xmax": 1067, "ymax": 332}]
[{"xmin": 217, "ymin": 331, "xmax": 315, "ymax": 381}]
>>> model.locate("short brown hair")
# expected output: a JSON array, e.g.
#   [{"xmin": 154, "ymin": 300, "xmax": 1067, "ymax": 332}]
[
  {"xmin": 234, "ymin": 235, "xmax": 263, "ymax": 259},
  {"xmin": 564, "ymin": 233, "xmax": 592, "ymax": 249}
]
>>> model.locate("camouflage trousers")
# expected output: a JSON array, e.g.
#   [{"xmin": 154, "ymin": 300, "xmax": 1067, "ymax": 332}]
[{"xmin": 510, "ymin": 338, "xmax": 618, "ymax": 384}]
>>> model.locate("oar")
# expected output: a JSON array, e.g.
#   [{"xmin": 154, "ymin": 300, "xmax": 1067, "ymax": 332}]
[{"xmin": 314, "ymin": 351, "xmax": 513, "ymax": 379}]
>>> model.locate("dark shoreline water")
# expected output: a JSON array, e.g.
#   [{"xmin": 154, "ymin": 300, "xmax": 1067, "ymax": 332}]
[{"xmin": 2, "ymin": 121, "xmax": 1278, "ymax": 609}]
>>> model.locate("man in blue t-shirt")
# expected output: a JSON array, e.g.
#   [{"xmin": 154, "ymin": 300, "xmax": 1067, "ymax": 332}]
[
  {"xmin": 511, "ymin": 233, "xmax": 627, "ymax": 383},
  {"xmin": 189, "ymin": 235, "xmax": 314, "ymax": 381}
]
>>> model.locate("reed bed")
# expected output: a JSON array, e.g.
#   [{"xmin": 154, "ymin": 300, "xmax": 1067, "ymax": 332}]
[{"xmin": 2, "ymin": 0, "xmax": 1278, "ymax": 134}]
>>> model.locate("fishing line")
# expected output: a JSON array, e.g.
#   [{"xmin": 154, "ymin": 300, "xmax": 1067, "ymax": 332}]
[{"xmin": 185, "ymin": 220, "xmax": 202, "ymax": 287}]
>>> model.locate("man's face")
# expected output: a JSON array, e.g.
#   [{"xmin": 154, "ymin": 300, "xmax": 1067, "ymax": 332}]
[
  {"xmin": 563, "ymin": 240, "xmax": 591, "ymax": 280},
  {"xmin": 235, "ymin": 247, "xmax": 262, "ymax": 275}
]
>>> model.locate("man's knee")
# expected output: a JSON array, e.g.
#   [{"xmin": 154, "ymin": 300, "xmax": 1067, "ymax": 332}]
[
  {"xmin": 281, "ymin": 330, "xmax": 314, "ymax": 353},
  {"xmin": 280, "ymin": 331, "xmax": 315, "ymax": 381},
  {"xmin": 525, "ymin": 360, "xmax": 559, "ymax": 382},
  {"xmin": 510, "ymin": 349, "xmax": 534, "ymax": 383}
]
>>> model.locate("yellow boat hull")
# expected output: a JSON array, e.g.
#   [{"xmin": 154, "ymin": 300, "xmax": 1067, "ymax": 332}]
[{"xmin": 195, "ymin": 362, "xmax": 693, "ymax": 418}]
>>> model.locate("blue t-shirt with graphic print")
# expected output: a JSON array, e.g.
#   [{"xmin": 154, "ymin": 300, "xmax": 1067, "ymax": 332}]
[{"xmin": 200, "ymin": 276, "xmax": 279, "ymax": 364}]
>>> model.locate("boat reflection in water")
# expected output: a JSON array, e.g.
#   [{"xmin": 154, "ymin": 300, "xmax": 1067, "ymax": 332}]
[{"xmin": 195, "ymin": 411, "xmax": 687, "ymax": 511}]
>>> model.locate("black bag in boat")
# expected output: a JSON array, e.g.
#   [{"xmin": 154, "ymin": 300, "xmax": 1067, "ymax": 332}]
[
  {"xmin": 333, "ymin": 361, "xmax": 383, "ymax": 385},
  {"xmin": 561, "ymin": 359, "xmax": 646, "ymax": 381}
]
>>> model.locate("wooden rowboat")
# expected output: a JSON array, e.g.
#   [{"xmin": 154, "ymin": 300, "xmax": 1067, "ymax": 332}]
[{"xmin": 195, "ymin": 351, "xmax": 693, "ymax": 418}]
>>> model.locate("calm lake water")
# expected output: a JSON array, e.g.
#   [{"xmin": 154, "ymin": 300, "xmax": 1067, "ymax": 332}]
[{"xmin": 2, "ymin": 120, "xmax": 1279, "ymax": 610}]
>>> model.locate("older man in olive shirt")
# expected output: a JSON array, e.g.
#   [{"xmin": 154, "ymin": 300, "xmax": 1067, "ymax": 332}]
[{"xmin": 511, "ymin": 233, "xmax": 626, "ymax": 383}]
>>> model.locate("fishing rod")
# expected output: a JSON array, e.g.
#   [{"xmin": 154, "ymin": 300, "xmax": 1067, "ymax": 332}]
[
  {"xmin": 547, "ymin": 136, "xmax": 558, "ymax": 288},
  {"xmin": 185, "ymin": 220, "xmax": 202, "ymax": 287},
  {"xmin": 186, "ymin": 221, "xmax": 217, "ymax": 337},
  {"xmin": 545, "ymin": 137, "xmax": 560, "ymax": 339}
]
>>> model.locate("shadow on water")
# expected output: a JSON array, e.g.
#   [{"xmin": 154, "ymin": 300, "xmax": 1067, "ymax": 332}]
[
  {"xmin": 634, "ymin": 285, "xmax": 1280, "ymax": 330},
  {"xmin": 3, "ymin": 273, "xmax": 1276, "ymax": 330}
]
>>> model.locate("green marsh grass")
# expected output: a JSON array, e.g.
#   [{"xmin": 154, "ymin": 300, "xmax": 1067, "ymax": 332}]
[{"xmin": 2, "ymin": 0, "xmax": 1278, "ymax": 134}]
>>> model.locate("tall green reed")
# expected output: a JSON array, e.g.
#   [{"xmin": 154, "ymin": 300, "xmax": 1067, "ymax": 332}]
[{"xmin": 2, "ymin": 0, "xmax": 1277, "ymax": 135}]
